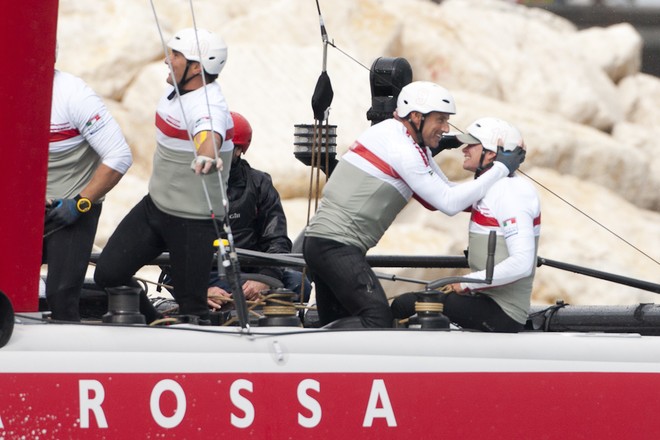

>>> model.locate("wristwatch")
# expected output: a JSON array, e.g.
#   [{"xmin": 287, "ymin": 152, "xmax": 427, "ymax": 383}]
[{"xmin": 75, "ymin": 195, "xmax": 92, "ymax": 213}]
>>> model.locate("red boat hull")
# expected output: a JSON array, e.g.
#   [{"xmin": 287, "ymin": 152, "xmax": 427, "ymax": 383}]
[{"xmin": 1, "ymin": 370, "xmax": 659, "ymax": 439}]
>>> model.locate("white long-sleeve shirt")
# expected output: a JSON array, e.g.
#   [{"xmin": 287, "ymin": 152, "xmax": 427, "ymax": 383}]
[
  {"xmin": 149, "ymin": 82, "xmax": 233, "ymax": 219},
  {"xmin": 460, "ymin": 174, "xmax": 541, "ymax": 323},
  {"xmin": 48, "ymin": 70, "xmax": 132, "ymax": 200}
]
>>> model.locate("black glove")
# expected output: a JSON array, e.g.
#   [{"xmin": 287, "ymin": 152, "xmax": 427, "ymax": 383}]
[
  {"xmin": 430, "ymin": 134, "xmax": 463, "ymax": 157},
  {"xmin": 495, "ymin": 146, "xmax": 526, "ymax": 175},
  {"xmin": 45, "ymin": 198, "xmax": 81, "ymax": 228}
]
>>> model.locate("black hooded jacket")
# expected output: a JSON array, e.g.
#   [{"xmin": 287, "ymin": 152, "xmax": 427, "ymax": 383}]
[{"xmin": 227, "ymin": 158, "xmax": 292, "ymax": 281}]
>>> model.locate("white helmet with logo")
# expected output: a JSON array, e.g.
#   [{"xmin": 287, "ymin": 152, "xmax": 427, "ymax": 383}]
[
  {"xmin": 456, "ymin": 117, "xmax": 524, "ymax": 152},
  {"xmin": 167, "ymin": 28, "xmax": 228, "ymax": 75},
  {"xmin": 396, "ymin": 81, "xmax": 456, "ymax": 118}
]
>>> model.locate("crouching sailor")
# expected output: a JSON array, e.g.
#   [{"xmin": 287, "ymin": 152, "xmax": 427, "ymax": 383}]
[{"xmin": 392, "ymin": 117, "xmax": 540, "ymax": 332}]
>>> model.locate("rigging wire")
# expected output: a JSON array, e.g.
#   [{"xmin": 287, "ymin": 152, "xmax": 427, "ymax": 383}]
[
  {"xmin": 186, "ymin": 0, "xmax": 250, "ymax": 330},
  {"xmin": 315, "ymin": 0, "xmax": 329, "ymax": 71},
  {"xmin": 518, "ymin": 170, "xmax": 660, "ymax": 267},
  {"xmin": 184, "ymin": 0, "xmax": 240, "ymax": 295},
  {"xmin": 307, "ymin": 0, "xmax": 335, "ymax": 214},
  {"xmin": 187, "ymin": 1, "xmax": 228, "ymax": 212},
  {"xmin": 326, "ymin": 39, "xmax": 465, "ymax": 133}
]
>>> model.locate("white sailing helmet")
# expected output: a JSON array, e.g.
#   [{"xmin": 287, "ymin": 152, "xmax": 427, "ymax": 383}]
[
  {"xmin": 456, "ymin": 117, "xmax": 524, "ymax": 152},
  {"xmin": 396, "ymin": 81, "xmax": 456, "ymax": 118},
  {"xmin": 167, "ymin": 28, "xmax": 228, "ymax": 75}
]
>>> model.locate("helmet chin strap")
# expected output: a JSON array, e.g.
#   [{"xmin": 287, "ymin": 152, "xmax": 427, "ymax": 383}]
[
  {"xmin": 406, "ymin": 114, "xmax": 426, "ymax": 148},
  {"xmin": 168, "ymin": 61, "xmax": 201, "ymax": 100},
  {"xmin": 474, "ymin": 149, "xmax": 494, "ymax": 179}
]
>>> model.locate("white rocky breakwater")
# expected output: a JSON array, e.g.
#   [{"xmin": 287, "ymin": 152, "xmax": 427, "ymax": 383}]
[{"xmin": 56, "ymin": 0, "xmax": 660, "ymax": 305}]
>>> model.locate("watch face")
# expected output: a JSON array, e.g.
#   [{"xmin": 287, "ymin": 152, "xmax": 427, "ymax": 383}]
[{"xmin": 77, "ymin": 198, "xmax": 92, "ymax": 213}]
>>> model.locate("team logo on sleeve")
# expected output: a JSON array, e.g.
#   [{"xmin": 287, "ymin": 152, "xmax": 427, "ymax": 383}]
[
  {"xmin": 83, "ymin": 113, "xmax": 105, "ymax": 135},
  {"xmin": 502, "ymin": 217, "xmax": 519, "ymax": 238},
  {"xmin": 85, "ymin": 114, "xmax": 101, "ymax": 128},
  {"xmin": 194, "ymin": 116, "xmax": 211, "ymax": 129}
]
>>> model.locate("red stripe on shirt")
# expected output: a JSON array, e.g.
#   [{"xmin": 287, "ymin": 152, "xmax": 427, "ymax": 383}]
[
  {"xmin": 351, "ymin": 141, "xmax": 442, "ymax": 211},
  {"xmin": 472, "ymin": 210, "xmax": 542, "ymax": 227},
  {"xmin": 156, "ymin": 112, "xmax": 230, "ymax": 142},
  {"xmin": 403, "ymin": 128, "xmax": 430, "ymax": 167},
  {"xmin": 408, "ymin": 139, "xmax": 436, "ymax": 210},
  {"xmin": 49, "ymin": 128, "xmax": 80, "ymax": 142},
  {"xmin": 471, "ymin": 209, "xmax": 500, "ymax": 227},
  {"xmin": 413, "ymin": 143, "xmax": 430, "ymax": 167},
  {"xmin": 155, "ymin": 112, "xmax": 189, "ymax": 140},
  {"xmin": 350, "ymin": 142, "xmax": 400, "ymax": 178}
]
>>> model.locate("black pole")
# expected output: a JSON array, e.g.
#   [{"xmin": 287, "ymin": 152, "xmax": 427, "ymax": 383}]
[
  {"xmin": 485, "ymin": 231, "xmax": 496, "ymax": 284},
  {"xmin": 537, "ymin": 257, "xmax": 660, "ymax": 294},
  {"xmin": 88, "ymin": 252, "xmax": 660, "ymax": 294}
]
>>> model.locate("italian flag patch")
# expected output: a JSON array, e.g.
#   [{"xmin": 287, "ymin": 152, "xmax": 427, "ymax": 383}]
[
  {"xmin": 502, "ymin": 217, "xmax": 518, "ymax": 238},
  {"xmin": 85, "ymin": 113, "xmax": 101, "ymax": 128},
  {"xmin": 83, "ymin": 113, "xmax": 104, "ymax": 136}
]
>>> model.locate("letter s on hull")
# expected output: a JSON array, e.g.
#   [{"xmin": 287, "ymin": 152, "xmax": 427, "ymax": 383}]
[
  {"xmin": 231, "ymin": 379, "xmax": 255, "ymax": 428},
  {"xmin": 297, "ymin": 379, "xmax": 321, "ymax": 428}
]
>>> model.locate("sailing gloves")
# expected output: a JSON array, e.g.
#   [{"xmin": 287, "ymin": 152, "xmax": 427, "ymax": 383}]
[
  {"xmin": 494, "ymin": 146, "xmax": 526, "ymax": 175},
  {"xmin": 45, "ymin": 195, "xmax": 92, "ymax": 230},
  {"xmin": 45, "ymin": 198, "xmax": 80, "ymax": 229},
  {"xmin": 191, "ymin": 156, "xmax": 221, "ymax": 175},
  {"xmin": 431, "ymin": 134, "xmax": 463, "ymax": 157}
]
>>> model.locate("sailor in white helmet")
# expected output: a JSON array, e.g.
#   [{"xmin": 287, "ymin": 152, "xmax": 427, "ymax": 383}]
[
  {"xmin": 303, "ymin": 81, "xmax": 526, "ymax": 329},
  {"xmin": 392, "ymin": 117, "xmax": 540, "ymax": 332},
  {"xmin": 95, "ymin": 28, "xmax": 233, "ymax": 324},
  {"xmin": 44, "ymin": 43, "xmax": 133, "ymax": 321}
]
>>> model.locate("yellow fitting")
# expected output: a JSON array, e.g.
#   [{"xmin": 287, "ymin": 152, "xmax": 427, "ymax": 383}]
[{"xmin": 213, "ymin": 239, "xmax": 230, "ymax": 248}]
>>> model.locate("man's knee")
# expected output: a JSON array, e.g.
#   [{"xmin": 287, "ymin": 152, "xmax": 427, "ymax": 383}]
[
  {"xmin": 390, "ymin": 292, "xmax": 418, "ymax": 319},
  {"xmin": 362, "ymin": 305, "xmax": 394, "ymax": 328},
  {"xmin": 93, "ymin": 264, "xmax": 122, "ymax": 289}
]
